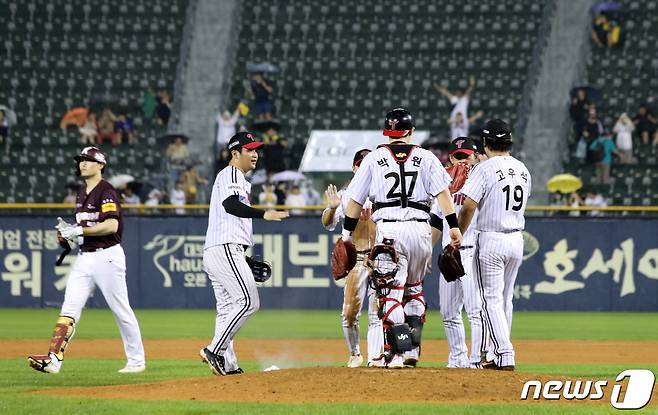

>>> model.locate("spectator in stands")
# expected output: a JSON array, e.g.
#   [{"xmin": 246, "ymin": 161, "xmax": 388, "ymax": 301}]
[
  {"xmin": 142, "ymin": 88, "xmax": 157, "ymax": 119},
  {"xmin": 258, "ymin": 182, "xmax": 277, "ymax": 208},
  {"xmin": 180, "ymin": 165, "xmax": 208, "ymax": 204},
  {"xmin": 165, "ymin": 136, "xmax": 189, "ymax": 164},
  {"xmin": 632, "ymin": 104, "xmax": 658, "ymax": 146},
  {"xmin": 275, "ymin": 181, "xmax": 287, "ymax": 206},
  {"xmin": 0, "ymin": 110, "xmax": 10, "ymax": 155},
  {"xmin": 79, "ymin": 112, "xmax": 98, "ymax": 145},
  {"xmin": 216, "ymin": 147, "xmax": 231, "ymax": 171},
  {"xmin": 216, "ymin": 104, "xmax": 241, "ymax": 147},
  {"xmin": 432, "ymin": 77, "xmax": 476, "ymax": 120},
  {"xmin": 591, "ymin": 14, "xmax": 621, "ymax": 48},
  {"xmin": 448, "ymin": 110, "xmax": 483, "ymax": 139},
  {"xmin": 170, "ymin": 180, "xmax": 186, "ymax": 215},
  {"xmin": 613, "ymin": 113, "xmax": 635, "ymax": 164},
  {"xmin": 145, "ymin": 188, "xmax": 164, "ymax": 207},
  {"xmin": 114, "ymin": 113, "xmax": 135, "ymax": 145},
  {"xmin": 285, "ymin": 184, "xmax": 307, "ymax": 215},
  {"xmin": 97, "ymin": 108, "xmax": 119, "ymax": 146},
  {"xmin": 156, "ymin": 91, "xmax": 172, "ymax": 125},
  {"xmin": 262, "ymin": 127, "xmax": 287, "ymax": 175},
  {"xmin": 569, "ymin": 88, "xmax": 590, "ymax": 138},
  {"xmin": 584, "ymin": 190, "xmax": 607, "ymax": 216},
  {"xmin": 582, "ymin": 107, "xmax": 604, "ymax": 163},
  {"xmin": 63, "ymin": 183, "xmax": 79, "ymax": 204},
  {"xmin": 567, "ymin": 191, "xmax": 583, "ymax": 217},
  {"xmin": 122, "ymin": 187, "xmax": 141, "ymax": 205},
  {"xmin": 589, "ymin": 131, "xmax": 619, "ymax": 184},
  {"xmin": 251, "ymin": 73, "xmax": 274, "ymax": 121}
]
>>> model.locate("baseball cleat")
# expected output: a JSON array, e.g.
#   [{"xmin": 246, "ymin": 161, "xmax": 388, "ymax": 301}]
[
  {"xmin": 403, "ymin": 358, "xmax": 418, "ymax": 368},
  {"xmin": 469, "ymin": 362, "xmax": 483, "ymax": 369},
  {"xmin": 368, "ymin": 359, "xmax": 386, "ymax": 368},
  {"xmin": 28, "ymin": 353, "xmax": 61, "ymax": 374},
  {"xmin": 347, "ymin": 354, "xmax": 364, "ymax": 368},
  {"xmin": 118, "ymin": 364, "xmax": 146, "ymax": 373},
  {"xmin": 387, "ymin": 355, "xmax": 404, "ymax": 369},
  {"xmin": 481, "ymin": 360, "xmax": 499, "ymax": 370},
  {"xmin": 498, "ymin": 365, "xmax": 515, "ymax": 371},
  {"xmin": 199, "ymin": 348, "xmax": 227, "ymax": 376},
  {"xmin": 226, "ymin": 367, "xmax": 244, "ymax": 375}
]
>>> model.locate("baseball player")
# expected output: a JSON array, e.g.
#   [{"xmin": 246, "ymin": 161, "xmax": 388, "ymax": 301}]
[
  {"xmin": 458, "ymin": 119, "xmax": 531, "ymax": 371},
  {"xmin": 200, "ymin": 131, "xmax": 288, "ymax": 376},
  {"xmin": 432, "ymin": 137, "xmax": 484, "ymax": 368},
  {"xmin": 28, "ymin": 146, "xmax": 146, "ymax": 374},
  {"xmin": 339, "ymin": 108, "xmax": 462, "ymax": 369},
  {"xmin": 322, "ymin": 149, "xmax": 384, "ymax": 368}
]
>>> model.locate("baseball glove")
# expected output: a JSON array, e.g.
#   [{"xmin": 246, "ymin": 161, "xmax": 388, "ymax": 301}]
[
  {"xmin": 446, "ymin": 163, "xmax": 470, "ymax": 194},
  {"xmin": 331, "ymin": 238, "xmax": 357, "ymax": 280},
  {"xmin": 438, "ymin": 245, "xmax": 465, "ymax": 282},
  {"xmin": 246, "ymin": 256, "xmax": 272, "ymax": 283}
]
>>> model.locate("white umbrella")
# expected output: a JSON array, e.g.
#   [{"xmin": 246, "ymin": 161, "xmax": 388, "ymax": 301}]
[
  {"xmin": 0, "ymin": 105, "xmax": 17, "ymax": 126},
  {"xmin": 108, "ymin": 174, "xmax": 135, "ymax": 189},
  {"xmin": 271, "ymin": 170, "xmax": 306, "ymax": 183},
  {"xmin": 249, "ymin": 169, "xmax": 268, "ymax": 185}
]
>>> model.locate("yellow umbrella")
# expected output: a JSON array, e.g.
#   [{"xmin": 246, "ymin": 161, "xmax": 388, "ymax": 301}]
[{"xmin": 546, "ymin": 174, "xmax": 583, "ymax": 193}]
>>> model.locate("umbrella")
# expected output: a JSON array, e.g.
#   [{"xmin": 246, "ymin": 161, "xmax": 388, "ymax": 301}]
[
  {"xmin": 546, "ymin": 174, "xmax": 583, "ymax": 194},
  {"xmin": 157, "ymin": 133, "xmax": 190, "ymax": 147},
  {"xmin": 108, "ymin": 174, "xmax": 135, "ymax": 189},
  {"xmin": 249, "ymin": 169, "xmax": 268, "ymax": 185},
  {"xmin": 246, "ymin": 62, "xmax": 280, "ymax": 74},
  {"xmin": 271, "ymin": 170, "xmax": 306, "ymax": 183},
  {"xmin": 0, "ymin": 105, "xmax": 17, "ymax": 126},
  {"xmin": 592, "ymin": 1, "xmax": 622, "ymax": 15},
  {"xmin": 60, "ymin": 107, "xmax": 88, "ymax": 130}
]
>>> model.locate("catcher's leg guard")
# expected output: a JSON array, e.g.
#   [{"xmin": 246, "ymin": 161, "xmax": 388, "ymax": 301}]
[
  {"xmin": 406, "ymin": 315, "xmax": 424, "ymax": 348},
  {"xmin": 385, "ymin": 323, "xmax": 413, "ymax": 354},
  {"xmin": 28, "ymin": 315, "xmax": 76, "ymax": 373}
]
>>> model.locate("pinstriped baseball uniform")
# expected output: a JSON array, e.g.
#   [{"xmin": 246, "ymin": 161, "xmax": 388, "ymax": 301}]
[
  {"xmin": 460, "ymin": 156, "xmax": 531, "ymax": 368},
  {"xmin": 347, "ymin": 144, "xmax": 451, "ymax": 362},
  {"xmin": 433, "ymin": 194, "xmax": 483, "ymax": 368},
  {"xmin": 203, "ymin": 166, "xmax": 259, "ymax": 372},
  {"xmin": 324, "ymin": 191, "xmax": 383, "ymax": 364}
]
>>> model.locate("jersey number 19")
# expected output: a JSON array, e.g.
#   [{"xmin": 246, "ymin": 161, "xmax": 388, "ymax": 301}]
[{"xmin": 502, "ymin": 185, "xmax": 524, "ymax": 211}]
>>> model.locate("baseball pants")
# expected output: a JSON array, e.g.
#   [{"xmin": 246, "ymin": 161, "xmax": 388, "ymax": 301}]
[
  {"xmin": 376, "ymin": 221, "xmax": 432, "ymax": 327},
  {"xmin": 474, "ymin": 231, "xmax": 523, "ymax": 367},
  {"xmin": 341, "ymin": 255, "xmax": 384, "ymax": 363},
  {"xmin": 439, "ymin": 248, "xmax": 484, "ymax": 367},
  {"xmin": 204, "ymin": 243, "xmax": 259, "ymax": 372},
  {"xmin": 60, "ymin": 244, "xmax": 145, "ymax": 366}
]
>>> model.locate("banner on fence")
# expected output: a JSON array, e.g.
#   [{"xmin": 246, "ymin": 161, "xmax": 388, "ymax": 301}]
[{"xmin": 1, "ymin": 217, "xmax": 656, "ymax": 310}]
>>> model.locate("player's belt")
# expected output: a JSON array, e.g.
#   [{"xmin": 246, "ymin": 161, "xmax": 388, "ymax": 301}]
[
  {"xmin": 372, "ymin": 200, "xmax": 430, "ymax": 213},
  {"xmin": 381, "ymin": 219, "xmax": 428, "ymax": 223},
  {"xmin": 459, "ymin": 245, "xmax": 474, "ymax": 250}
]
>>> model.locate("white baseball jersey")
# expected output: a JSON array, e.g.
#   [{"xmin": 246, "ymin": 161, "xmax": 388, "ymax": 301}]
[
  {"xmin": 460, "ymin": 156, "xmax": 531, "ymax": 232},
  {"xmin": 205, "ymin": 166, "xmax": 253, "ymax": 248},
  {"xmin": 347, "ymin": 145, "xmax": 452, "ymax": 222},
  {"xmin": 431, "ymin": 194, "xmax": 479, "ymax": 248}
]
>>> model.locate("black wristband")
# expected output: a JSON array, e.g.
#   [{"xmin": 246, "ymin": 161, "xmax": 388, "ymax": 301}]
[
  {"xmin": 445, "ymin": 213, "xmax": 459, "ymax": 229},
  {"xmin": 429, "ymin": 213, "xmax": 442, "ymax": 230},
  {"xmin": 343, "ymin": 216, "xmax": 359, "ymax": 232}
]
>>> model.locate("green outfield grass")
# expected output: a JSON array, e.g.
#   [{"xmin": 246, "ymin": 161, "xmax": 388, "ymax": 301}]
[{"xmin": 1, "ymin": 309, "xmax": 657, "ymax": 415}]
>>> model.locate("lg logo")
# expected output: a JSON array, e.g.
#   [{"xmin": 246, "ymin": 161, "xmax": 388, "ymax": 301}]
[{"xmin": 520, "ymin": 369, "xmax": 655, "ymax": 409}]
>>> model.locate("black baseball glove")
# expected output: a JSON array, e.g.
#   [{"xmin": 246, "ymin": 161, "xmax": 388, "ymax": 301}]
[
  {"xmin": 438, "ymin": 245, "xmax": 465, "ymax": 282},
  {"xmin": 246, "ymin": 256, "xmax": 272, "ymax": 283},
  {"xmin": 56, "ymin": 231, "xmax": 72, "ymax": 266}
]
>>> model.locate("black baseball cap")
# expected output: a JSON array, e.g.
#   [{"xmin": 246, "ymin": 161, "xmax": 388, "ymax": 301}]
[
  {"xmin": 353, "ymin": 148, "xmax": 371, "ymax": 167},
  {"xmin": 227, "ymin": 131, "xmax": 263, "ymax": 151},
  {"xmin": 449, "ymin": 137, "xmax": 478, "ymax": 156}
]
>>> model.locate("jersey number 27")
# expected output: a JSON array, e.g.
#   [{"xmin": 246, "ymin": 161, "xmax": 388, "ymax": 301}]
[{"xmin": 385, "ymin": 171, "xmax": 417, "ymax": 199}]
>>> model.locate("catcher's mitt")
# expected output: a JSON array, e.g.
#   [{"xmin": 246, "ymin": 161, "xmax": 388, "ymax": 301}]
[
  {"xmin": 438, "ymin": 245, "xmax": 465, "ymax": 282},
  {"xmin": 246, "ymin": 256, "xmax": 272, "ymax": 283},
  {"xmin": 331, "ymin": 238, "xmax": 357, "ymax": 280},
  {"xmin": 446, "ymin": 163, "xmax": 470, "ymax": 194}
]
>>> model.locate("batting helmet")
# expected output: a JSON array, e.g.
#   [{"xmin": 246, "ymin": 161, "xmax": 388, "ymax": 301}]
[
  {"xmin": 480, "ymin": 118, "xmax": 512, "ymax": 143},
  {"xmin": 383, "ymin": 108, "xmax": 415, "ymax": 138},
  {"xmin": 74, "ymin": 146, "xmax": 107, "ymax": 176}
]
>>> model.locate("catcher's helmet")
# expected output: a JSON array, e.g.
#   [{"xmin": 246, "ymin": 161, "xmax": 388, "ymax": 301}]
[
  {"xmin": 383, "ymin": 108, "xmax": 415, "ymax": 138},
  {"xmin": 74, "ymin": 146, "xmax": 107, "ymax": 164},
  {"xmin": 480, "ymin": 118, "xmax": 512, "ymax": 143}
]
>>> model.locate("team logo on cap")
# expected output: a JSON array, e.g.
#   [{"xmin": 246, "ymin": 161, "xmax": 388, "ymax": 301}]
[
  {"xmin": 389, "ymin": 119, "xmax": 398, "ymax": 129},
  {"xmin": 455, "ymin": 139, "xmax": 465, "ymax": 148}
]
